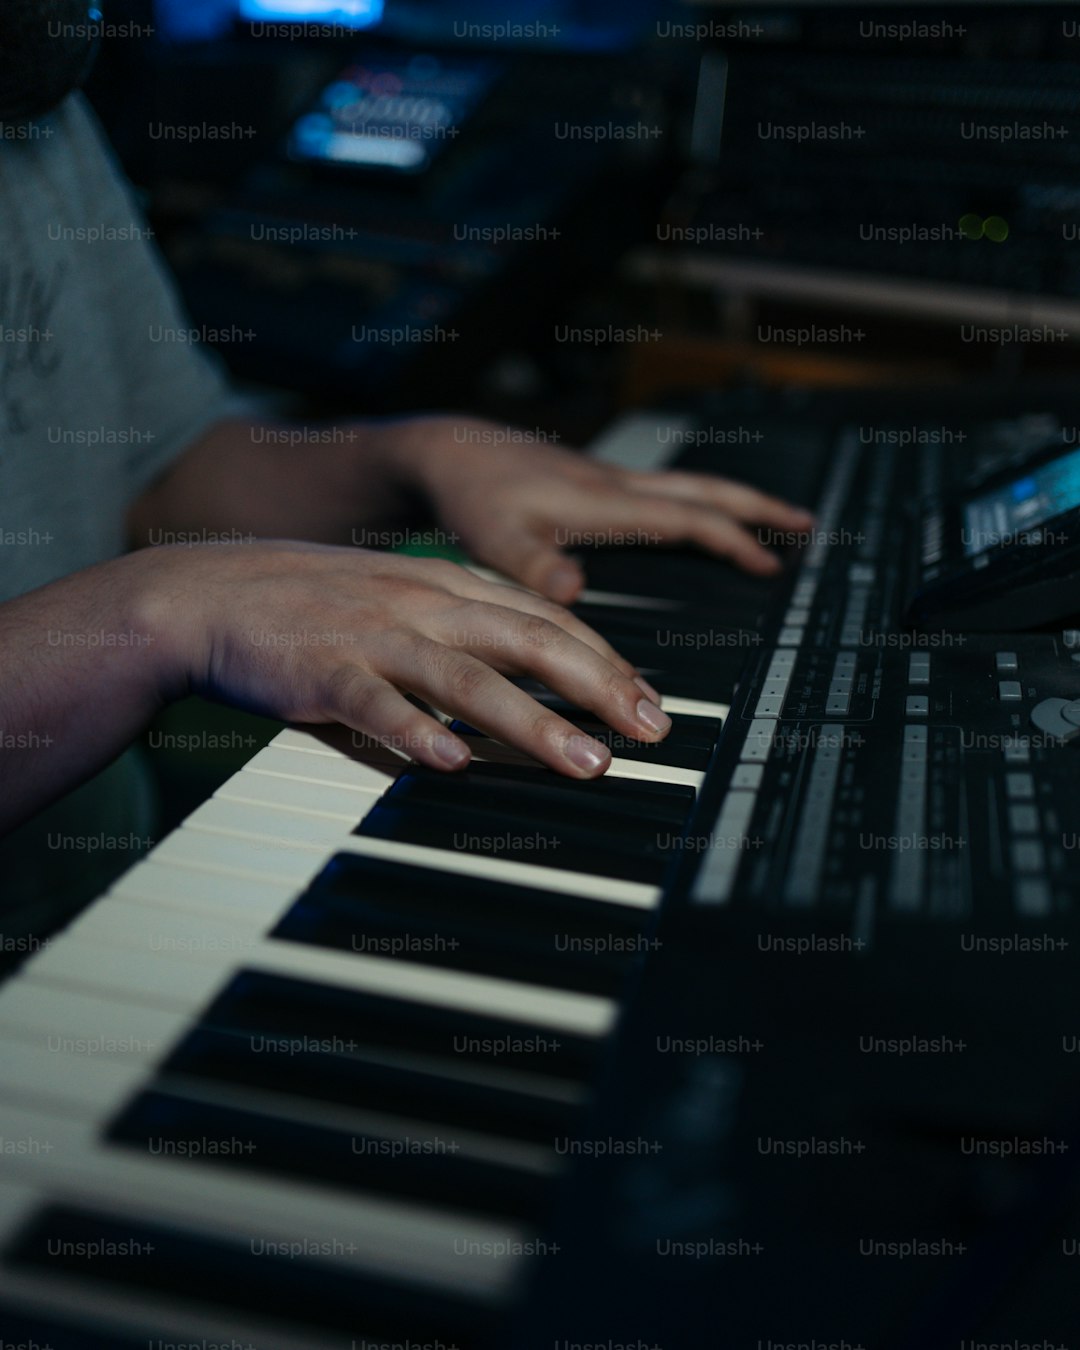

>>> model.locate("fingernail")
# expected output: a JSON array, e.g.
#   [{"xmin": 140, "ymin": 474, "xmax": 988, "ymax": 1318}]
[
  {"xmin": 564, "ymin": 734, "xmax": 610, "ymax": 774},
  {"xmin": 634, "ymin": 674, "xmax": 662, "ymax": 703},
  {"xmin": 432, "ymin": 734, "xmax": 470, "ymax": 768},
  {"xmin": 636, "ymin": 698, "xmax": 671, "ymax": 735}
]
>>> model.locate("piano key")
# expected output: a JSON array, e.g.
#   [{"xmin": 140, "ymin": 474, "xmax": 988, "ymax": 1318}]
[
  {"xmin": 217, "ymin": 763, "xmax": 383, "ymax": 819},
  {"xmin": 0, "ymin": 1038, "xmax": 147, "ymax": 1115},
  {"xmin": 383, "ymin": 762, "xmax": 695, "ymax": 830},
  {"xmin": 241, "ymin": 744, "xmax": 402, "ymax": 794},
  {"xmin": 547, "ymin": 715, "xmax": 720, "ymax": 772},
  {"xmin": 159, "ymin": 750, "xmax": 665, "ymax": 910},
  {"xmin": 519, "ymin": 681, "xmax": 730, "ymax": 724},
  {"xmin": 164, "ymin": 1024, "xmax": 582, "ymax": 1145},
  {"xmin": 0, "ymin": 981, "xmax": 188, "ymax": 1065},
  {"xmin": 656, "ymin": 694, "xmax": 730, "ymax": 720},
  {"xmin": 0, "ymin": 1305, "xmax": 153, "ymax": 1350},
  {"xmin": 0, "ymin": 971, "xmax": 593, "ymax": 1116},
  {"xmin": 48, "ymin": 898, "xmax": 619, "ymax": 1038},
  {"xmin": 7, "ymin": 1201, "xmax": 503, "ymax": 1345},
  {"xmin": 0, "ymin": 1114, "xmax": 524, "ymax": 1305},
  {"xmin": 111, "ymin": 857, "xmax": 299, "ymax": 925},
  {"xmin": 108, "ymin": 1090, "xmax": 553, "ymax": 1222},
  {"xmin": 272, "ymin": 854, "xmax": 644, "ymax": 995},
  {"xmin": 452, "ymin": 713, "xmax": 718, "ymax": 776},
  {"xmin": 196, "ymin": 970, "xmax": 600, "ymax": 1086},
  {"xmin": 358, "ymin": 799, "xmax": 678, "ymax": 885},
  {"xmin": 144, "ymin": 809, "xmax": 664, "ymax": 912},
  {"xmin": 586, "ymin": 409, "xmax": 687, "ymax": 470},
  {"xmin": 575, "ymin": 544, "xmax": 778, "ymax": 613},
  {"xmin": 184, "ymin": 797, "xmax": 358, "ymax": 848},
  {"xmin": 464, "ymin": 732, "xmax": 705, "ymax": 789},
  {"xmin": 152, "ymin": 828, "xmax": 328, "ymax": 886}
]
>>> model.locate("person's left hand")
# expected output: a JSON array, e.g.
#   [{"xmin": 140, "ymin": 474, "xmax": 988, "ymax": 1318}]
[{"xmin": 386, "ymin": 415, "xmax": 815, "ymax": 605}]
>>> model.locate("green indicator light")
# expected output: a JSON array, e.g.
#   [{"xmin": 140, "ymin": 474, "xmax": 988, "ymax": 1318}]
[
  {"xmin": 983, "ymin": 215, "xmax": 1009, "ymax": 242},
  {"xmin": 958, "ymin": 213, "xmax": 984, "ymax": 240}
]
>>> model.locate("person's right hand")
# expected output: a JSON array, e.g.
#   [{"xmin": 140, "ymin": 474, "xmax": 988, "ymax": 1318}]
[{"xmin": 140, "ymin": 540, "xmax": 671, "ymax": 778}]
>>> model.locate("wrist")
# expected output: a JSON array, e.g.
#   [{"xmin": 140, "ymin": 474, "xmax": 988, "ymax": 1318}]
[{"xmin": 120, "ymin": 545, "xmax": 204, "ymax": 703}]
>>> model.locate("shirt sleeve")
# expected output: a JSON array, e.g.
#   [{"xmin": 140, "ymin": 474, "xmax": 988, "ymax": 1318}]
[{"xmin": 57, "ymin": 94, "xmax": 237, "ymax": 503}]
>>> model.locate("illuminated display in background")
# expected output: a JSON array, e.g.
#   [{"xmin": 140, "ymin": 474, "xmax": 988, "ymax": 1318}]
[
  {"xmin": 963, "ymin": 448, "xmax": 1080, "ymax": 555},
  {"xmin": 238, "ymin": 0, "xmax": 383, "ymax": 24}
]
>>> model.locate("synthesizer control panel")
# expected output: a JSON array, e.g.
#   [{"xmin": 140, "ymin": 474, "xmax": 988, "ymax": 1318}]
[{"xmin": 696, "ymin": 630, "xmax": 1080, "ymax": 925}]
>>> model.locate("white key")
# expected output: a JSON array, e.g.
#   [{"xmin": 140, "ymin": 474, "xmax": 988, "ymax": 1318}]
[
  {"xmin": 657, "ymin": 696, "xmax": 729, "ymax": 721},
  {"xmin": 157, "ymin": 817, "xmax": 659, "ymax": 912},
  {"xmin": 111, "ymin": 858, "xmax": 298, "ymax": 924},
  {"xmin": 153, "ymin": 829, "xmax": 327, "ymax": 884},
  {"xmin": 587, "ymin": 410, "xmax": 686, "ymax": 471},
  {"xmin": 0, "ymin": 981, "xmax": 187, "ymax": 1064},
  {"xmin": 218, "ymin": 765, "xmax": 378, "ymax": 820},
  {"xmin": 243, "ymin": 745, "xmax": 400, "ymax": 794},
  {"xmin": 336, "ymin": 833, "xmax": 661, "ymax": 910},
  {"xmin": 31, "ymin": 902, "xmax": 618, "ymax": 1037},
  {"xmin": 0, "ymin": 1107, "xmax": 525, "ymax": 1299},
  {"xmin": 464, "ymin": 735, "xmax": 703, "ymax": 790},
  {"xmin": 184, "ymin": 797, "xmax": 359, "ymax": 849}
]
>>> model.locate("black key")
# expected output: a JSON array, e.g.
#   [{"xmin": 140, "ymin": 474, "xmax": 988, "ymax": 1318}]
[
  {"xmin": 450, "ymin": 714, "xmax": 721, "ymax": 771},
  {"xmin": 356, "ymin": 764, "xmax": 694, "ymax": 881},
  {"xmin": 574, "ymin": 601, "xmax": 761, "ymax": 664},
  {"xmin": 559, "ymin": 716, "xmax": 721, "ymax": 771},
  {"xmin": 0, "ymin": 1307, "xmax": 147, "ymax": 1350},
  {"xmin": 165, "ymin": 1024, "xmax": 579, "ymax": 1145},
  {"xmin": 516, "ymin": 684, "xmax": 730, "ymax": 724},
  {"xmin": 384, "ymin": 762, "xmax": 694, "ymax": 829},
  {"xmin": 201, "ymin": 971, "xmax": 600, "ymax": 1082},
  {"xmin": 359, "ymin": 798, "xmax": 676, "ymax": 884},
  {"xmin": 272, "ymin": 854, "xmax": 644, "ymax": 995},
  {"xmin": 573, "ymin": 543, "xmax": 780, "ymax": 613},
  {"xmin": 10, "ymin": 1206, "xmax": 499, "ymax": 1346},
  {"xmin": 108, "ymin": 1092, "xmax": 550, "ymax": 1223}
]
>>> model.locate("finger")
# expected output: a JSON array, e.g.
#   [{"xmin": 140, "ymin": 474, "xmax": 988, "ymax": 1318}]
[
  {"xmin": 383, "ymin": 633, "xmax": 616, "ymax": 778},
  {"xmin": 319, "ymin": 666, "xmax": 472, "ymax": 770},
  {"xmin": 470, "ymin": 522, "xmax": 586, "ymax": 605},
  {"xmin": 431, "ymin": 602, "xmax": 672, "ymax": 743},
  {"xmin": 581, "ymin": 494, "xmax": 784, "ymax": 576},
  {"xmin": 402, "ymin": 555, "xmax": 638, "ymax": 677},
  {"xmin": 428, "ymin": 570, "xmax": 639, "ymax": 678},
  {"xmin": 618, "ymin": 469, "xmax": 815, "ymax": 527}
]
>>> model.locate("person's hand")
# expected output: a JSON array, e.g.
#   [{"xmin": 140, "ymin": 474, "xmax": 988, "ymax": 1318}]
[
  {"xmin": 384, "ymin": 415, "xmax": 815, "ymax": 604},
  {"xmin": 140, "ymin": 541, "xmax": 670, "ymax": 778}
]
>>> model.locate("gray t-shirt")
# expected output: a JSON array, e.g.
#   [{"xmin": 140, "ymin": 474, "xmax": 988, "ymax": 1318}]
[
  {"xmin": 0, "ymin": 94, "xmax": 232, "ymax": 933},
  {"xmin": 1, "ymin": 92, "xmax": 230, "ymax": 600}
]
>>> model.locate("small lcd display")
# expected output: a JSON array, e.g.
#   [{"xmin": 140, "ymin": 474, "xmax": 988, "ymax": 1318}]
[{"xmin": 962, "ymin": 446, "xmax": 1080, "ymax": 555}]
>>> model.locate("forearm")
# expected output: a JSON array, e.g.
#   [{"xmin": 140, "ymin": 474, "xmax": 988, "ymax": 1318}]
[
  {"xmin": 0, "ymin": 553, "xmax": 169, "ymax": 833},
  {"xmin": 127, "ymin": 416, "xmax": 428, "ymax": 549}
]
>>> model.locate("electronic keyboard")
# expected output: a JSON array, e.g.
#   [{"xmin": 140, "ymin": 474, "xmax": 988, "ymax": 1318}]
[{"xmin": 6, "ymin": 384, "xmax": 1080, "ymax": 1349}]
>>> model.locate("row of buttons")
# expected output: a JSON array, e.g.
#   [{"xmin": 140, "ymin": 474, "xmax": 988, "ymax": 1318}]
[
  {"xmin": 839, "ymin": 564, "xmax": 874, "ymax": 648},
  {"xmin": 1004, "ymin": 764, "xmax": 1050, "ymax": 916},
  {"xmin": 784, "ymin": 728, "xmax": 847, "ymax": 906},
  {"xmin": 906, "ymin": 652, "xmax": 931, "ymax": 719},
  {"xmin": 754, "ymin": 648, "xmax": 797, "ymax": 719},
  {"xmin": 694, "ymin": 438, "xmax": 861, "ymax": 907},
  {"xmin": 825, "ymin": 651, "xmax": 857, "ymax": 716},
  {"xmin": 922, "ymin": 509, "xmax": 944, "ymax": 568},
  {"xmin": 995, "ymin": 649, "xmax": 1022, "ymax": 703},
  {"xmin": 889, "ymin": 724, "xmax": 928, "ymax": 911}
]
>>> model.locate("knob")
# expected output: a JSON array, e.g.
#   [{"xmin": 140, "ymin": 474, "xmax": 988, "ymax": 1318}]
[{"xmin": 1031, "ymin": 698, "xmax": 1080, "ymax": 743}]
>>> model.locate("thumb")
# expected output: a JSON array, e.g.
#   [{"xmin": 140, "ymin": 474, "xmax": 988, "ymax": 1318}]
[{"xmin": 479, "ymin": 526, "xmax": 586, "ymax": 603}]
